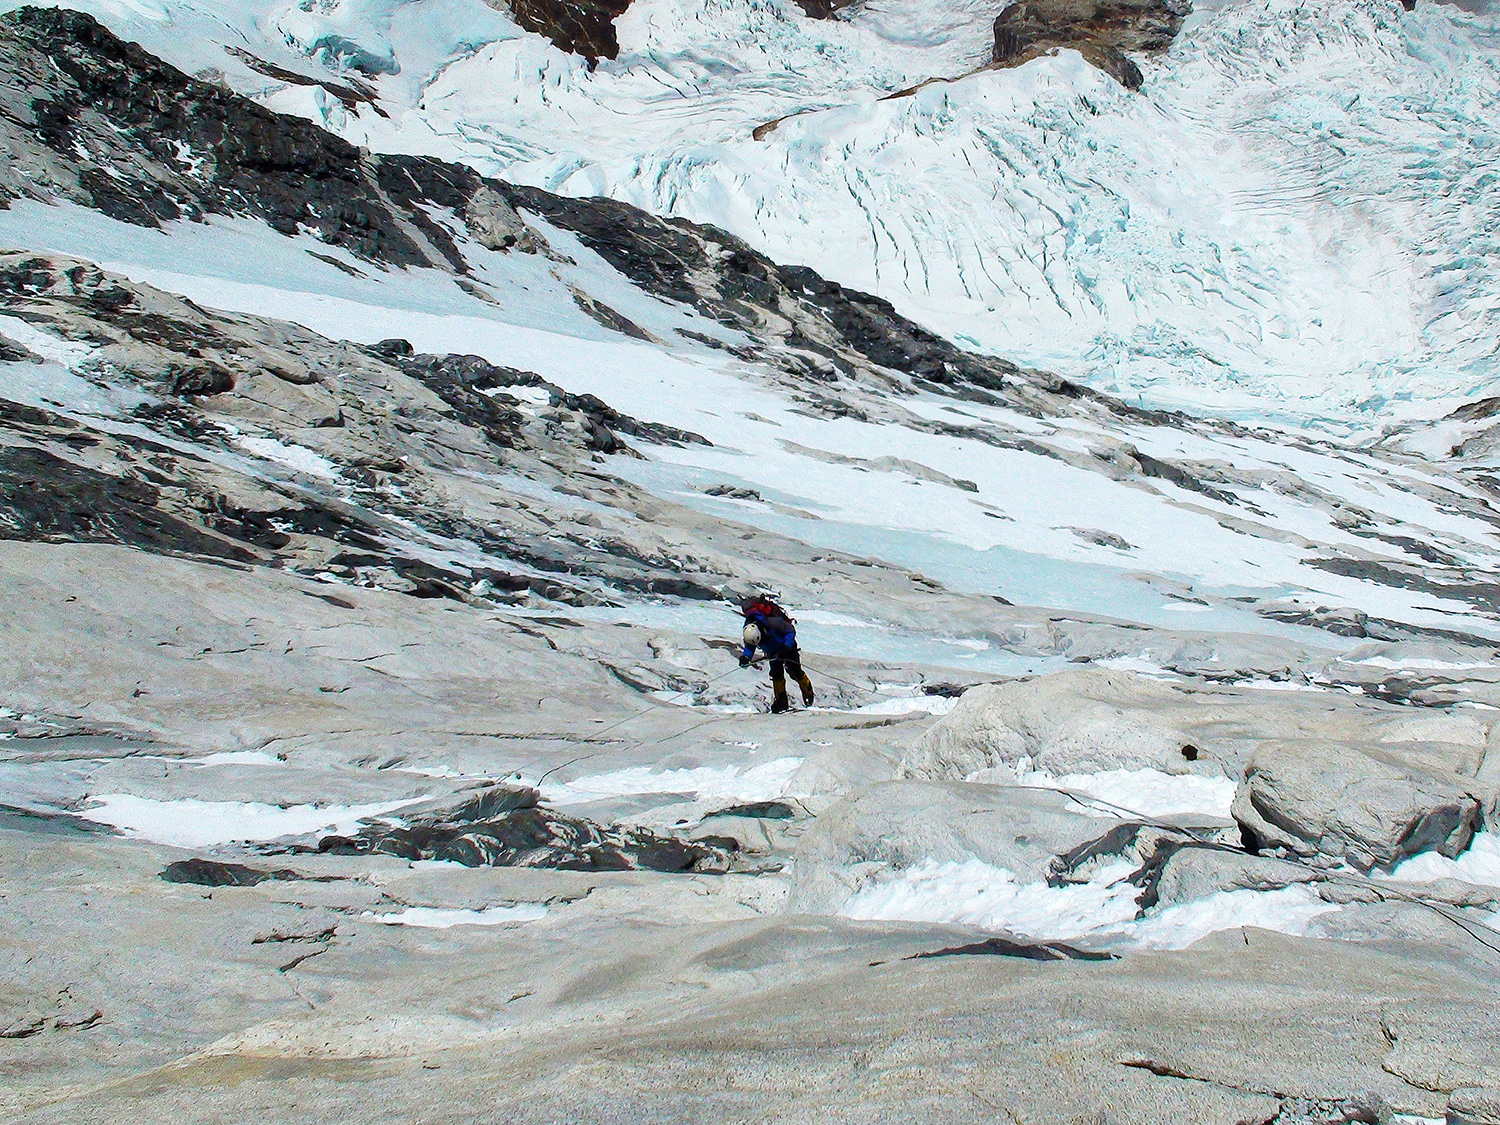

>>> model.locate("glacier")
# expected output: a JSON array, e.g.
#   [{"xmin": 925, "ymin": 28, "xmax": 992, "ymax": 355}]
[{"xmin": 9, "ymin": 0, "xmax": 1500, "ymax": 427}]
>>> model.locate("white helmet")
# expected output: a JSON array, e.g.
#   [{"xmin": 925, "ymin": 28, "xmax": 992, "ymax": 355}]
[{"xmin": 743, "ymin": 623, "xmax": 762, "ymax": 647}]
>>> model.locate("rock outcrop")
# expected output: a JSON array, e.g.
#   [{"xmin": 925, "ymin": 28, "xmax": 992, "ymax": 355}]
[
  {"xmin": 905, "ymin": 669, "xmax": 1217, "ymax": 778},
  {"xmin": 320, "ymin": 785, "xmax": 735, "ymax": 873},
  {"xmin": 991, "ymin": 0, "xmax": 1191, "ymax": 89},
  {"xmin": 502, "ymin": 0, "xmax": 633, "ymax": 63},
  {"xmin": 1232, "ymin": 741, "xmax": 1483, "ymax": 872}
]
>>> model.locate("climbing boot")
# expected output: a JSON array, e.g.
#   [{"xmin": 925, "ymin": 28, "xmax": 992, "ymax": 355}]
[
  {"xmin": 771, "ymin": 675, "xmax": 790, "ymax": 714},
  {"xmin": 795, "ymin": 672, "xmax": 815, "ymax": 706}
]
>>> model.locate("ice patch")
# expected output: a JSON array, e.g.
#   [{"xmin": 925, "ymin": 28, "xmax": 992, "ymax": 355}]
[
  {"xmin": 1379, "ymin": 830, "xmax": 1500, "ymax": 890},
  {"xmin": 79, "ymin": 793, "xmax": 428, "ymax": 848},
  {"xmin": 842, "ymin": 857, "xmax": 1338, "ymax": 949},
  {"xmin": 542, "ymin": 756, "xmax": 802, "ymax": 806},
  {"xmin": 372, "ymin": 904, "xmax": 549, "ymax": 928}
]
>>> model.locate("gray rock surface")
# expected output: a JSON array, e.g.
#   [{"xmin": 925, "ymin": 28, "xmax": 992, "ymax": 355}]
[
  {"xmin": 1144, "ymin": 843, "xmax": 1319, "ymax": 908},
  {"xmin": 5, "ymin": 820, "xmax": 1494, "ymax": 1124},
  {"xmin": 789, "ymin": 779, "xmax": 1120, "ymax": 911},
  {"xmin": 1451, "ymin": 1087, "xmax": 1500, "ymax": 1125},
  {"xmin": 903, "ymin": 668, "xmax": 1490, "ymax": 783},
  {"xmin": 1232, "ymin": 741, "xmax": 1482, "ymax": 871}
]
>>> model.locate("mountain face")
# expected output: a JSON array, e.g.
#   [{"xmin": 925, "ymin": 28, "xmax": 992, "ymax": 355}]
[{"xmin": 2, "ymin": 3, "xmax": 1500, "ymax": 1124}]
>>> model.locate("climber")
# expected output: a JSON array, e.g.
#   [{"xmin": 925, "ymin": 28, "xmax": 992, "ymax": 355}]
[{"xmin": 737, "ymin": 594, "xmax": 815, "ymax": 714}]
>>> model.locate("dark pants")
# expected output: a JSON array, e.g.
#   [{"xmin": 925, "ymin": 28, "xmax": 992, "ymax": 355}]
[{"xmin": 768, "ymin": 653, "xmax": 804, "ymax": 682}]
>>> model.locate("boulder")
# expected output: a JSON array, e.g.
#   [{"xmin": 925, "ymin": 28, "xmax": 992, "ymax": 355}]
[
  {"xmin": 1140, "ymin": 842, "xmax": 1318, "ymax": 909},
  {"xmin": 789, "ymin": 779, "xmax": 1117, "ymax": 912},
  {"xmin": 463, "ymin": 183, "xmax": 543, "ymax": 254},
  {"xmin": 1232, "ymin": 742, "xmax": 1482, "ymax": 872},
  {"xmin": 903, "ymin": 669, "xmax": 1225, "ymax": 779}
]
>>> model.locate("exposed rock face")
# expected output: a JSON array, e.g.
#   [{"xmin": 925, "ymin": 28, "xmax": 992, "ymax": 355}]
[
  {"xmin": 324, "ymin": 785, "xmax": 735, "ymax": 873},
  {"xmin": 159, "ymin": 858, "xmax": 301, "ymax": 886},
  {"xmin": 0, "ymin": 252, "xmax": 735, "ymax": 606},
  {"xmin": 496, "ymin": 0, "xmax": 854, "ymax": 61},
  {"xmin": 790, "ymin": 0, "xmax": 860, "ymax": 17},
  {"xmin": 1232, "ymin": 741, "xmax": 1483, "ymax": 872},
  {"xmin": 907, "ymin": 935, "xmax": 1114, "ymax": 961},
  {"xmin": 1450, "ymin": 1088, "xmax": 1500, "ymax": 1125},
  {"xmin": 503, "ymin": 0, "xmax": 632, "ymax": 61},
  {"xmin": 0, "ymin": 8, "xmax": 452, "ymax": 268},
  {"xmin": 992, "ymin": 0, "xmax": 1191, "ymax": 89}
]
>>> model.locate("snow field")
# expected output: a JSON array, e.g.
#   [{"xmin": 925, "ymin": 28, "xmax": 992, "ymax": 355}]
[{"xmin": 12, "ymin": 0, "xmax": 1500, "ymax": 425}]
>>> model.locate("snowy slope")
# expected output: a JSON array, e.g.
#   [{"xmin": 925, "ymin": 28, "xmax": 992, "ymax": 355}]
[
  {"xmin": 8, "ymin": 192, "xmax": 1500, "ymax": 651},
  {"xmin": 8, "ymin": 0, "xmax": 1499, "ymax": 429}
]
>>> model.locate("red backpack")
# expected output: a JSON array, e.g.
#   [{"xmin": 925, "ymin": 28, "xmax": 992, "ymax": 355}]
[{"xmin": 745, "ymin": 596, "xmax": 795, "ymax": 625}]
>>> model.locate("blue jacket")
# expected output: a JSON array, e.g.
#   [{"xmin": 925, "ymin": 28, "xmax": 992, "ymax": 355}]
[{"xmin": 742, "ymin": 610, "xmax": 798, "ymax": 661}]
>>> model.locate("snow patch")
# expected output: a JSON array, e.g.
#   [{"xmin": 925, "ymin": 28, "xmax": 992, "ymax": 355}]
[
  {"xmin": 1379, "ymin": 830, "xmax": 1500, "ymax": 890},
  {"xmin": 1015, "ymin": 767, "xmax": 1237, "ymax": 820},
  {"xmin": 842, "ymin": 857, "xmax": 1337, "ymax": 949},
  {"xmin": 79, "ymin": 793, "xmax": 428, "ymax": 847},
  {"xmin": 0, "ymin": 314, "xmax": 96, "ymax": 367},
  {"xmin": 372, "ymin": 903, "xmax": 549, "ymax": 928},
  {"xmin": 189, "ymin": 750, "xmax": 285, "ymax": 768}
]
